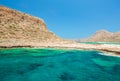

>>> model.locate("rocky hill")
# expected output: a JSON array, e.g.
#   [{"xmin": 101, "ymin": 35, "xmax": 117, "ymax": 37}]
[
  {"xmin": 0, "ymin": 6, "xmax": 66, "ymax": 47},
  {"xmin": 84, "ymin": 30, "xmax": 120, "ymax": 42}
]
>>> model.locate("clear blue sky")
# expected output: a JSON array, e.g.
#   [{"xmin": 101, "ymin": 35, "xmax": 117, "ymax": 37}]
[{"xmin": 0, "ymin": 0, "xmax": 120, "ymax": 39}]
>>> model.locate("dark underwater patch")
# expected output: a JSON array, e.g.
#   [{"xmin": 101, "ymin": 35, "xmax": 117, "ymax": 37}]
[
  {"xmin": 28, "ymin": 63, "xmax": 44, "ymax": 70},
  {"xmin": 112, "ymin": 64, "xmax": 120, "ymax": 75},
  {"xmin": 59, "ymin": 72, "xmax": 76, "ymax": 81}
]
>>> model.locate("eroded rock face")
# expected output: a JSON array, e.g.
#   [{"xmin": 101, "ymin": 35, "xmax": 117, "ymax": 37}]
[{"xmin": 0, "ymin": 6, "xmax": 64, "ymax": 45}]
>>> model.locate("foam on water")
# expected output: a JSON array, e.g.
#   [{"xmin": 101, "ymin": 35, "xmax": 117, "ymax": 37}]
[
  {"xmin": 0, "ymin": 48, "xmax": 120, "ymax": 81},
  {"xmin": 98, "ymin": 52, "xmax": 120, "ymax": 57}
]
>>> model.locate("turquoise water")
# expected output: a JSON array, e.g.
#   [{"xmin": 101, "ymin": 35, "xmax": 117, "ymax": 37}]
[
  {"xmin": 0, "ymin": 48, "xmax": 120, "ymax": 81},
  {"xmin": 80, "ymin": 42, "xmax": 120, "ymax": 46}
]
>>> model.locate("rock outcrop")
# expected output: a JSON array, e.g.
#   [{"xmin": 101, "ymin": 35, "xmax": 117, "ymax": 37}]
[{"xmin": 0, "ymin": 6, "xmax": 66, "ymax": 47}]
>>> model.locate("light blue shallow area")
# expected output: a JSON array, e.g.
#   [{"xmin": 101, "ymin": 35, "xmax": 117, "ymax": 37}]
[
  {"xmin": 0, "ymin": 48, "xmax": 120, "ymax": 81},
  {"xmin": 80, "ymin": 42, "xmax": 120, "ymax": 46}
]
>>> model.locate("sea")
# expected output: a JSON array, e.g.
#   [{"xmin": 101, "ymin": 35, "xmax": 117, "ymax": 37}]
[{"xmin": 0, "ymin": 48, "xmax": 120, "ymax": 81}]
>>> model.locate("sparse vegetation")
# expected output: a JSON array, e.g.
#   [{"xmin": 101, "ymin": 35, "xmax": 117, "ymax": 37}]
[{"xmin": 9, "ymin": 24, "xmax": 17, "ymax": 29}]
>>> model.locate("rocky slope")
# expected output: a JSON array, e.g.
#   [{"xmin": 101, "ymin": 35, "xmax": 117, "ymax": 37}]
[
  {"xmin": 0, "ymin": 6, "xmax": 66, "ymax": 47},
  {"xmin": 84, "ymin": 30, "xmax": 120, "ymax": 42}
]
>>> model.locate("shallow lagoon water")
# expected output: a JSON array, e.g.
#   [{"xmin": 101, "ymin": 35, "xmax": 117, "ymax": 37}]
[
  {"xmin": 0, "ymin": 48, "xmax": 120, "ymax": 81},
  {"xmin": 80, "ymin": 42, "xmax": 120, "ymax": 46}
]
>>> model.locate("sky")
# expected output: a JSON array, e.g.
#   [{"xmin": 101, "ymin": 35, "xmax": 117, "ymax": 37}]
[{"xmin": 0, "ymin": 0, "xmax": 120, "ymax": 39}]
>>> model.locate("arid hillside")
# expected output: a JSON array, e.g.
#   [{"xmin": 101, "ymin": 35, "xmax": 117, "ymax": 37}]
[
  {"xmin": 0, "ymin": 6, "xmax": 66, "ymax": 46},
  {"xmin": 83, "ymin": 30, "xmax": 120, "ymax": 42}
]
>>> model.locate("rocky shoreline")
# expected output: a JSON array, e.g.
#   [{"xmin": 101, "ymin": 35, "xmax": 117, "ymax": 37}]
[{"xmin": 0, "ymin": 42, "xmax": 120, "ymax": 57}]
